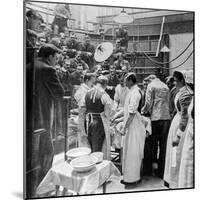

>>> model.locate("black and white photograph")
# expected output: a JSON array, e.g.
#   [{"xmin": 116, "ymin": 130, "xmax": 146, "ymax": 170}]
[{"xmin": 24, "ymin": 0, "xmax": 194, "ymax": 199}]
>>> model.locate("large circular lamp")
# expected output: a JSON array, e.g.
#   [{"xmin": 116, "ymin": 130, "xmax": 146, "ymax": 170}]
[{"xmin": 114, "ymin": 8, "xmax": 134, "ymax": 24}]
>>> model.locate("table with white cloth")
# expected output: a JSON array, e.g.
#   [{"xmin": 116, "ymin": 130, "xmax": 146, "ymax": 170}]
[{"xmin": 36, "ymin": 160, "xmax": 121, "ymax": 196}]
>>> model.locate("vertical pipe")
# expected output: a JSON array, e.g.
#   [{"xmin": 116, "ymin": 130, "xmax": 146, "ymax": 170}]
[
  {"xmin": 156, "ymin": 16, "xmax": 165, "ymax": 57},
  {"xmin": 63, "ymin": 96, "xmax": 71, "ymax": 161}
]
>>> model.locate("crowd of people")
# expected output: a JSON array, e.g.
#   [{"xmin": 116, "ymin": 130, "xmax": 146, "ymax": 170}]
[{"xmin": 26, "ymin": 8, "xmax": 194, "ymax": 198}]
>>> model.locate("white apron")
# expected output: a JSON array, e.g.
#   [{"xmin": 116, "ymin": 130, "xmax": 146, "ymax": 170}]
[
  {"xmin": 164, "ymin": 91, "xmax": 186, "ymax": 188},
  {"xmin": 122, "ymin": 85, "xmax": 146, "ymax": 182}
]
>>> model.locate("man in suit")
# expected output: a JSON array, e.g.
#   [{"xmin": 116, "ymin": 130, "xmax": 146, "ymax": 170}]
[
  {"xmin": 26, "ymin": 44, "xmax": 65, "ymax": 198},
  {"xmin": 65, "ymin": 32, "xmax": 81, "ymax": 58},
  {"xmin": 69, "ymin": 51, "xmax": 89, "ymax": 72},
  {"xmin": 113, "ymin": 53, "xmax": 130, "ymax": 70},
  {"xmin": 115, "ymin": 24, "xmax": 129, "ymax": 49},
  {"xmin": 79, "ymin": 35, "xmax": 95, "ymax": 69},
  {"xmin": 141, "ymin": 75, "xmax": 171, "ymax": 178},
  {"xmin": 70, "ymin": 64, "xmax": 84, "ymax": 86}
]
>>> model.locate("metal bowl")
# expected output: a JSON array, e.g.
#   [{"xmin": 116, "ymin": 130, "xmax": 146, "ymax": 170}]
[
  {"xmin": 70, "ymin": 155, "xmax": 97, "ymax": 172},
  {"xmin": 66, "ymin": 147, "xmax": 91, "ymax": 160}
]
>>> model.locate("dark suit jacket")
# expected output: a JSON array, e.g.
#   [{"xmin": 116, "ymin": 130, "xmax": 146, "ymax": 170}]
[
  {"xmin": 26, "ymin": 58, "xmax": 65, "ymax": 196},
  {"xmin": 33, "ymin": 58, "xmax": 65, "ymax": 132},
  {"xmin": 66, "ymin": 39, "xmax": 81, "ymax": 50}
]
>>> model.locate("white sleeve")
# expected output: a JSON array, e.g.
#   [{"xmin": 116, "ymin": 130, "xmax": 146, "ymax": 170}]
[
  {"xmin": 128, "ymin": 90, "xmax": 140, "ymax": 114},
  {"xmin": 101, "ymin": 92, "xmax": 112, "ymax": 105},
  {"xmin": 101, "ymin": 92, "xmax": 115, "ymax": 118},
  {"xmin": 74, "ymin": 88, "xmax": 84, "ymax": 107}
]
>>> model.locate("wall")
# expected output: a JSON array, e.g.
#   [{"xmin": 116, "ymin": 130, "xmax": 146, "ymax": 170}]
[{"xmin": 169, "ymin": 33, "xmax": 194, "ymax": 74}]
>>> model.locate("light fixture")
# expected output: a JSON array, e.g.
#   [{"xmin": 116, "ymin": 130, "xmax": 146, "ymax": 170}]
[
  {"xmin": 160, "ymin": 45, "xmax": 170, "ymax": 53},
  {"xmin": 114, "ymin": 8, "xmax": 134, "ymax": 24}
]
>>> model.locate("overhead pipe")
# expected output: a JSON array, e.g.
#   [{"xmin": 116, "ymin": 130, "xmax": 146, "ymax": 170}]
[{"xmin": 156, "ymin": 16, "xmax": 165, "ymax": 56}]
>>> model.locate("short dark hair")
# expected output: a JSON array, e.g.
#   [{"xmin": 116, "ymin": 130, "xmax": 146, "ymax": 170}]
[
  {"xmin": 173, "ymin": 71, "xmax": 185, "ymax": 84},
  {"xmin": 26, "ymin": 10, "xmax": 36, "ymax": 18},
  {"xmin": 83, "ymin": 73, "xmax": 96, "ymax": 82},
  {"xmin": 126, "ymin": 73, "xmax": 137, "ymax": 84},
  {"xmin": 165, "ymin": 76, "xmax": 174, "ymax": 84},
  {"xmin": 38, "ymin": 44, "xmax": 61, "ymax": 59}
]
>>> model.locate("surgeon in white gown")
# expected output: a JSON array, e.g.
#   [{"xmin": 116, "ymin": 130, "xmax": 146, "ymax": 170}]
[{"xmin": 121, "ymin": 73, "xmax": 146, "ymax": 184}]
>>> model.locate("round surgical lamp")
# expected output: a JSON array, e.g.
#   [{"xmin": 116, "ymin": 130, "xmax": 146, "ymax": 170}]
[{"xmin": 114, "ymin": 8, "xmax": 134, "ymax": 24}]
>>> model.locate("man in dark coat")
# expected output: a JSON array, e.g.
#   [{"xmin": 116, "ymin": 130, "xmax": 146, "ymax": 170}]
[
  {"xmin": 79, "ymin": 35, "xmax": 95, "ymax": 69},
  {"xmin": 65, "ymin": 33, "xmax": 81, "ymax": 58},
  {"xmin": 61, "ymin": 58, "xmax": 73, "ymax": 96},
  {"xmin": 26, "ymin": 44, "xmax": 65, "ymax": 198},
  {"xmin": 70, "ymin": 64, "xmax": 84, "ymax": 86},
  {"xmin": 115, "ymin": 24, "xmax": 129, "ymax": 49},
  {"xmin": 51, "ymin": 4, "xmax": 70, "ymax": 33},
  {"xmin": 69, "ymin": 52, "xmax": 89, "ymax": 72},
  {"xmin": 26, "ymin": 9, "xmax": 44, "ymax": 64},
  {"xmin": 113, "ymin": 39, "xmax": 126, "ymax": 57},
  {"xmin": 113, "ymin": 53, "xmax": 130, "ymax": 70}
]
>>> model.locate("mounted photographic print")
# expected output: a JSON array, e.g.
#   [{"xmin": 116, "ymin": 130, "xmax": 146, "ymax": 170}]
[{"xmin": 24, "ymin": 0, "xmax": 194, "ymax": 199}]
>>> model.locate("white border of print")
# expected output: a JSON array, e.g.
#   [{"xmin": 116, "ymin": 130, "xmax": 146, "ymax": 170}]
[{"xmin": 0, "ymin": 0, "xmax": 199, "ymax": 200}]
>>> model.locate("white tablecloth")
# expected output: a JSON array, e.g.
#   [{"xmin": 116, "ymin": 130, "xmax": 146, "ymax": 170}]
[{"xmin": 36, "ymin": 160, "xmax": 121, "ymax": 195}]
